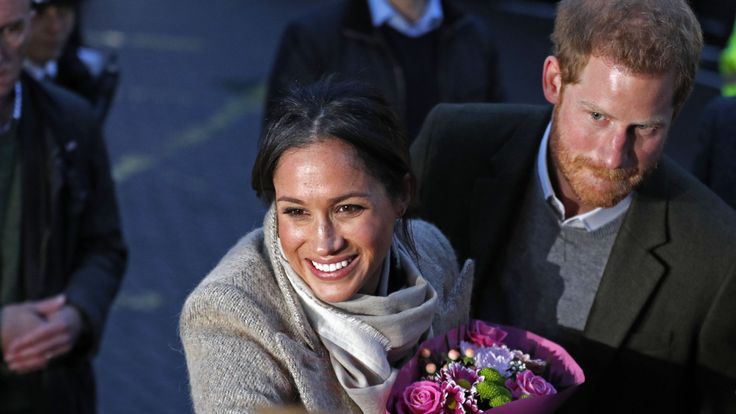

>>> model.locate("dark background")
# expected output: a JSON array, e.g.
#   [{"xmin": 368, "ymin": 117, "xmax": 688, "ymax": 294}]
[{"xmin": 79, "ymin": 0, "xmax": 732, "ymax": 412}]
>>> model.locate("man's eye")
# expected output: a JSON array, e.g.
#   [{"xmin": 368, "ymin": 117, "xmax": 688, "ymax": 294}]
[
  {"xmin": 636, "ymin": 124, "xmax": 658, "ymax": 136},
  {"xmin": 6, "ymin": 20, "xmax": 25, "ymax": 33},
  {"xmin": 590, "ymin": 112, "xmax": 604, "ymax": 121},
  {"xmin": 336, "ymin": 204, "xmax": 364, "ymax": 214}
]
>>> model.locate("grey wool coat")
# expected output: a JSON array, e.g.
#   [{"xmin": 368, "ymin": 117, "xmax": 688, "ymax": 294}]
[{"xmin": 179, "ymin": 208, "xmax": 473, "ymax": 413}]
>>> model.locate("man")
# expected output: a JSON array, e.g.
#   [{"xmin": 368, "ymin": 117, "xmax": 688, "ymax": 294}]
[
  {"xmin": 0, "ymin": 0, "xmax": 126, "ymax": 412},
  {"xmin": 412, "ymin": 0, "xmax": 736, "ymax": 412},
  {"xmin": 24, "ymin": 0, "xmax": 118, "ymax": 123},
  {"xmin": 265, "ymin": 0, "xmax": 503, "ymax": 140}
]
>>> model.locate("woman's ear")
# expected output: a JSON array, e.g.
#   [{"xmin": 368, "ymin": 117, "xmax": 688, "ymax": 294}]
[
  {"xmin": 396, "ymin": 173, "xmax": 414, "ymax": 217},
  {"xmin": 542, "ymin": 56, "xmax": 563, "ymax": 105}
]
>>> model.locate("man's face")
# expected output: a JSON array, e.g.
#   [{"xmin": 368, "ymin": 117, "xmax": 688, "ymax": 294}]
[
  {"xmin": 0, "ymin": 0, "xmax": 30, "ymax": 104},
  {"xmin": 542, "ymin": 55, "xmax": 675, "ymax": 215},
  {"xmin": 27, "ymin": 4, "xmax": 75, "ymax": 65}
]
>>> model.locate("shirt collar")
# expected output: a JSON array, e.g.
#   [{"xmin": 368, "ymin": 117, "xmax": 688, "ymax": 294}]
[
  {"xmin": 23, "ymin": 60, "xmax": 58, "ymax": 81},
  {"xmin": 536, "ymin": 121, "xmax": 632, "ymax": 231},
  {"xmin": 367, "ymin": 0, "xmax": 443, "ymax": 37}
]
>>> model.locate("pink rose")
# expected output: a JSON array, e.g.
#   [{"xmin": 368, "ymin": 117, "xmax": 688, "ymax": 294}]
[
  {"xmin": 399, "ymin": 380, "xmax": 443, "ymax": 414},
  {"xmin": 506, "ymin": 370, "xmax": 557, "ymax": 398},
  {"xmin": 467, "ymin": 320, "xmax": 508, "ymax": 347}
]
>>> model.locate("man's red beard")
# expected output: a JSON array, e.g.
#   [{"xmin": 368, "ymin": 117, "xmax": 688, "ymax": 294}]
[{"xmin": 549, "ymin": 121, "xmax": 652, "ymax": 209}]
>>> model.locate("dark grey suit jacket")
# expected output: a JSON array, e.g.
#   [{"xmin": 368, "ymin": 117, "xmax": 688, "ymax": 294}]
[{"xmin": 411, "ymin": 103, "xmax": 736, "ymax": 413}]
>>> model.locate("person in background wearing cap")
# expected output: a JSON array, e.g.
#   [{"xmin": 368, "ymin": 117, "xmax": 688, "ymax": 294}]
[
  {"xmin": 0, "ymin": 0, "xmax": 126, "ymax": 412},
  {"xmin": 24, "ymin": 0, "xmax": 119, "ymax": 123}
]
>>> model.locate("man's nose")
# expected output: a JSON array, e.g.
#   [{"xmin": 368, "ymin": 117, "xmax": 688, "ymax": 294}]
[{"xmin": 600, "ymin": 126, "xmax": 632, "ymax": 169}]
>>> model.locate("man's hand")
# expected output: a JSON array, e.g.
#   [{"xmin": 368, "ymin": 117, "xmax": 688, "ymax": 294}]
[
  {"xmin": 1, "ymin": 295, "xmax": 65, "ymax": 355},
  {"xmin": 1, "ymin": 295, "xmax": 83, "ymax": 374}
]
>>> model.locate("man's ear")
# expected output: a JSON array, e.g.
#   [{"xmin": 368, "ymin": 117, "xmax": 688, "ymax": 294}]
[{"xmin": 542, "ymin": 56, "xmax": 563, "ymax": 105}]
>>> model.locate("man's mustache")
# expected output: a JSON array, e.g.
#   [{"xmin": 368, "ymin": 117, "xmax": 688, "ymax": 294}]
[{"xmin": 571, "ymin": 156, "xmax": 639, "ymax": 180}]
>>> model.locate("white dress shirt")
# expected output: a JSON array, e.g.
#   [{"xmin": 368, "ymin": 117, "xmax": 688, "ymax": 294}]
[
  {"xmin": 23, "ymin": 60, "xmax": 58, "ymax": 82},
  {"xmin": 366, "ymin": 0, "xmax": 443, "ymax": 37}
]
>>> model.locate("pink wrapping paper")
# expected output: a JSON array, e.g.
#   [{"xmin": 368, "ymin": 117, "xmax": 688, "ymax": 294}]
[{"xmin": 387, "ymin": 321, "xmax": 586, "ymax": 413}]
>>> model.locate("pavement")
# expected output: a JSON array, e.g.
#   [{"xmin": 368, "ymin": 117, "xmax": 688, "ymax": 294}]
[{"xmin": 80, "ymin": 1, "xmax": 722, "ymax": 412}]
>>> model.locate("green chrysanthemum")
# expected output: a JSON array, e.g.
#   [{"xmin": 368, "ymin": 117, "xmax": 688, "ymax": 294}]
[
  {"xmin": 490, "ymin": 394, "xmax": 512, "ymax": 408},
  {"xmin": 476, "ymin": 381, "xmax": 511, "ymax": 402},
  {"xmin": 478, "ymin": 367, "xmax": 505, "ymax": 384}
]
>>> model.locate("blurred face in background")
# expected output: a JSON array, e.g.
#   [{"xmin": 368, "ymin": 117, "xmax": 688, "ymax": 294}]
[
  {"xmin": 0, "ymin": 0, "xmax": 30, "ymax": 105},
  {"xmin": 26, "ymin": 3, "xmax": 75, "ymax": 65},
  {"xmin": 274, "ymin": 138, "xmax": 407, "ymax": 303}
]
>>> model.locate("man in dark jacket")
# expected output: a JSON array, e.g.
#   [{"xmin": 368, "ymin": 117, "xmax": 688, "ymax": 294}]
[
  {"xmin": 412, "ymin": 0, "xmax": 735, "ymax": 412},
  {"xmin": 0, "ymin": 0, "xmax": 126, "ymax": 412},
  {"xmin": 265, "ymin": 0, "xmax": 504, "ymax": 140}
]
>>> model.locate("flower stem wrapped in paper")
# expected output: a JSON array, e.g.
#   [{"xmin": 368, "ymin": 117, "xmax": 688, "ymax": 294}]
[{"xmin": 386, "ymin": 320, "xmax": 585, "ymax": 413}]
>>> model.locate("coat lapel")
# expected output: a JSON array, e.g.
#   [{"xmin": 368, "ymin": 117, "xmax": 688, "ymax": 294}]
[{"xmin": 584, "ymin": 164, "xmax": 670, "ymax": 348}]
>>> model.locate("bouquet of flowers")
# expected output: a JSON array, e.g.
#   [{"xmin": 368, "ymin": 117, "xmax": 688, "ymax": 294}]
[{"xmin": 387, "ymin": 320, "xmax": 585, "ymax": 413}]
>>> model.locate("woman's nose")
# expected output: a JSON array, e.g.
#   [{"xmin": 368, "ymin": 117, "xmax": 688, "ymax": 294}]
[{"xmin": 314, "ymin": 219, "xmax": 344, "ymax": 255}]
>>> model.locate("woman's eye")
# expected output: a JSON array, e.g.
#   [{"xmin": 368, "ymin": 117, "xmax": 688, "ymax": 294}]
[
  {"xmin": 282, "ymin": 208, "xmax": 306, "ymax": 216},
  {"xmin": 336, "ymin": 204, "xmax": 364, "ymax": 214}
]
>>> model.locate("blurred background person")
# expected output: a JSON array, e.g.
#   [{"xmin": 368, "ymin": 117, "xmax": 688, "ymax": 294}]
[
  {"xmin": 693, "ymin": 96, "xmax": 736, "ymax": 209},
  {"xmin": 265, "ymin": 0, "xmax": 504, "ymax": 140},
  {"xmin": 24, "ymin": 0, "xmax": 118, "ymax": 123},
  {"xmin": 0, "ymin": 0, "xmax": 126, "ymax": 412},
  {"xmin": 719, "ymin": 18, "xmax": 736, "ymax": 96}
]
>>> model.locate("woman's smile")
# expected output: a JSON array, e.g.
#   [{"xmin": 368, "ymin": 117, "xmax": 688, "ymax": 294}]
[{"xmin": 307, "ymin": 255, "xmax": 359, "ymax": 281}]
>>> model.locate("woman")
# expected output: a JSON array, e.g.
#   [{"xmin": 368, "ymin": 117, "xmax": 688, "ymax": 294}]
[{"xmin": 179, "ymin": 79, "xmax": 473, "ymax": 413}]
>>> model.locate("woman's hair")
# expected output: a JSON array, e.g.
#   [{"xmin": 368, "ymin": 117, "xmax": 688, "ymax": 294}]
[
  {"xmin": 551, "ymin": 0, "xmax": 703, "ymax": 114},
  {"xmin": 253, "ymin": 77, "xmax": 413, "ymax": 204},
  {"xmin": 252, "ymin": 77, "xmax": 416, "ymax": 246}
]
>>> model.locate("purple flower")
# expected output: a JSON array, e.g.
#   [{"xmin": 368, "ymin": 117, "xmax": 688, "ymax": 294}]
[
  {"xmin": 473, "ymin": 345, "xmax": 514, "ymax": 377},
  {"xmin": 505, "ymin": 370, "xmax": 557, "ymax": 398},
  {"xmin": 400, "ymin": 380, "xmax": 444, "ymax": 414},
  {"xmin": 442, "ymin": 363, "xmax": 480, "ymax": 391},
  {"xmin": 467, "ymin": 321, "xmax": 508, "ymax": 347},
  {"xmin": 441, "ymin": 381, "xmax": 467, "ymax": 414}
]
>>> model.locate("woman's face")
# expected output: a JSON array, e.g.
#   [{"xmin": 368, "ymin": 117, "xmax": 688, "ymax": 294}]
[{"xmin": 274, "ymin": 138, "xmax": 406, "ymax": 303}]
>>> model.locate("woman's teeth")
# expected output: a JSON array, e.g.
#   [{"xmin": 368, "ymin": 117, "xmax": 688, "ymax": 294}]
[{"xmin": 311, "ymin": 258, "xmax": 353, "ymax": 272}]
